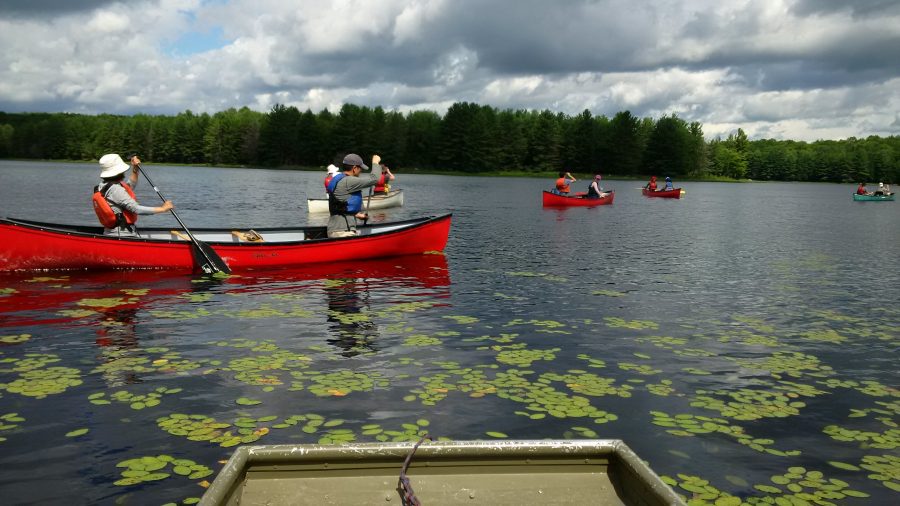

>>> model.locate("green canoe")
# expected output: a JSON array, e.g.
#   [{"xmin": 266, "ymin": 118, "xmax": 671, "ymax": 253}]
[
  {"xmin": 200, "ymin": 439, "xmax": 685, "ymax": 505},
  {"xmin": 853, "ymin": 193, "xmax": 895, "ymax": 201}
]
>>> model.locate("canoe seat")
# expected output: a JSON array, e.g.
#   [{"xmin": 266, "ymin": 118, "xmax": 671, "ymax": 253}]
[
  {"xmin": 231, "ymin": 230, "xmax": 264, "ymax": 242},
  {"xmin": 170, "ymin": 230, "xmax": 191, "ymax": 241}
]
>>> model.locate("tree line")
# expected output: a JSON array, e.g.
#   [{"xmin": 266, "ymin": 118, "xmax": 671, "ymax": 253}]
[{"xmin": 0, "ymin": 103, "xmax": 897, "ymax": 183}]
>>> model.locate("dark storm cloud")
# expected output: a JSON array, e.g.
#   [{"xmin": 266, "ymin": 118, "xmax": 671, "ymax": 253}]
[
  {"xmin": 0, "ymin": 0, "xmax": 119, "ymax": 17},
  {"xmin": 397, "ymin": 0, "xmax": 658, "ymax": 74}
]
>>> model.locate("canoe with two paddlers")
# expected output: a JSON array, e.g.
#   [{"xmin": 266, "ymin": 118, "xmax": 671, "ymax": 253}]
[
  {"xmin": 642, "ymin": 188, "xmax": 683, "ymax": 198},
  {"xmin": 0, "ymin": 214, "xmax": 451, "ymax": 273},
  {"xmin": 307, "ymin": 188, "xmax": 405, "ymax": 213},
  {"xmin": 542, "ymin": 190, "xmax": 615, "ymax": 207},
  {"xmin": 200, "ymin": 439, "xmax": 685, "ymax": 505},
  {"xmin": 852, "ymin": 193, "xmax": 894, "ymax": 201}
]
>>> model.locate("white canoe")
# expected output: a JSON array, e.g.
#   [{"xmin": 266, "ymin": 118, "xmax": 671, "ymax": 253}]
[{"xmin": 307, "ymin": 189, "xmax": 405, "ymax": 213}]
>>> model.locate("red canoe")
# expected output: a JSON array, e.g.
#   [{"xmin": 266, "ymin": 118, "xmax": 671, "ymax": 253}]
[
  {"xmin": 542, "ymin": 190, "xmax": 615, "ymax": 207},
  {"xmin": 0, "ymin": 214, "xmax": 451, "ymax": 272},
  {"xmin": 642, "ymin": 188, "xmax": 682, "ymax": 198}
]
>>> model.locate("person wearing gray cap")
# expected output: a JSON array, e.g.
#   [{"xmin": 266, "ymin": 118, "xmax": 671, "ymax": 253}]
[{"xmin": 325, "ymin": 153, "xmax": 381, "ymax": 237}]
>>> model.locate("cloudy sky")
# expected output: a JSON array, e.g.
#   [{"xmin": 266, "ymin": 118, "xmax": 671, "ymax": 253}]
[{"xmin": 1, "ymin": 0, "xmax": 899, "ymax": 141}]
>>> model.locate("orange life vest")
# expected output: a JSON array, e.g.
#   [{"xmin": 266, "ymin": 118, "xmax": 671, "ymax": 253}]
[
  {"xmin": 555, "ymin": 177, "xmax": 571, "ymax": 193},
  {"xmin": 92, "ymin": 182, "xmax": 138, "ymax": 228}
]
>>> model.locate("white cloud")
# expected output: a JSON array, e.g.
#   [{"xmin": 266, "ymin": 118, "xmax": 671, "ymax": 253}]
[{"xmin": 0, "ymin": 0, "xmax": 898, "ymax": 141}]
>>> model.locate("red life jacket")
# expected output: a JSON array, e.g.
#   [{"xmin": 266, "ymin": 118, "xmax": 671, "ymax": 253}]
[
  {"xmin": 92, "ymin": 182, "xmax": 138, "ymax": 228},
  {"xmin": 555, "ymin": 177, "xmax": 571, "ymax": 193},
  {"xmin": 324, "ymin": 174, "xmax": 334, "ymax": 189},
  {"xmin": 374, "ymin": 173, "xmax": 388, "ymax": 193}
]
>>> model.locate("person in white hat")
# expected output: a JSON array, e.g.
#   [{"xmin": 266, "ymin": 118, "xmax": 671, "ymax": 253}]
[
  {"xmin": 323, "ymin": 164, "xmax": 340, "ymax": 196},
  {"xmin": 93, "ymin": 154, "xmax": 173, "ymax": 237},
  {"xmin": 325, "ymin": 153, "xmax": 380, "ymax": 238}
]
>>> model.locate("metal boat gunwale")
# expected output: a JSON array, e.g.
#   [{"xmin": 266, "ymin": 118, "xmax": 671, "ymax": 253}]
[{"xmin": 201, "ymin": 439, "xmax": 685, "ymax": 506}]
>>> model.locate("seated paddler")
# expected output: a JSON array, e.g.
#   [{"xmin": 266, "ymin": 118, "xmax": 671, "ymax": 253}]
[
  {"xmin": 326, "ymin": 153, "xmax": 380, "ymax": 238},
  {"xmin": 92, "ymin": 154, "xmax": 173, "ymax": 237}
]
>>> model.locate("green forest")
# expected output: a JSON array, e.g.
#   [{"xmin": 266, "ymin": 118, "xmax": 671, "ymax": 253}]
[{"xmin": 1, "ymin": 103, "xmax": 898, "ymax": 183}]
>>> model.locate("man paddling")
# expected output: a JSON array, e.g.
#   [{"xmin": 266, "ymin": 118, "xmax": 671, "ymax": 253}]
[{"xmin": 326, "ymin": 153, "xmax": 380, "ymax": 238}]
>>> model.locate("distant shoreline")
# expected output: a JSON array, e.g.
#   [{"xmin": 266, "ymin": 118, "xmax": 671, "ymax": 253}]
[{"xmin": 0, "ymin": 158, "xmax": 762, "ymax": 183}]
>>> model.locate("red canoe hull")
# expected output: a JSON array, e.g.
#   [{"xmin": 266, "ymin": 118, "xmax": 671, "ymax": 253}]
[
  {"xmin": 642, "ymin": 188, "xmax": 682, "ymax": 198},
  {"xmin": 542, "ymin": 190, "xmax": 615, "ymax": 207},
  {"xmin": 0, "ymin": 215, "xmax": 451, "ymax": 272}
]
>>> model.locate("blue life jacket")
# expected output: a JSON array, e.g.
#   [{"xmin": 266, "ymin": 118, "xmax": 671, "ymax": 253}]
[{"xmin": 326, "ymin": 173, "xmax": 363, "ymax": 215}]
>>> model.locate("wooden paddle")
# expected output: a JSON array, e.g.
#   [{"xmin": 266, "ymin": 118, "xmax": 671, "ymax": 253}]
[{"xmin": 136, "ymin": 163, "xmax": 231, "ymax": 274}]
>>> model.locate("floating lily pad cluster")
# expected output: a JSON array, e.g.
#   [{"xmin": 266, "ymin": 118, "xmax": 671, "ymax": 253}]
[
  {"xmin": 645, "ymin": 379, "xmax": 676, "ymax": 397},
  {"xmin": 576, "ymin": 354, "xmax": 606, "ymax": 368},
  {"xmin": 0, "ymin": 334, "xmax": 30, "ymax": 344},
  {"xmin": 0, "ymin": 353, "xmax": 60, "ymax": 372},
  {"xmin": 492, "ymin": 344, "xmax": 560, "ymax": 367},
  {"xmin": 823, "ymin": 424, "xmax": 899, "ymax": 449},
  {"xmin": 618, "ymin": 362, "xmax": 662, "ymax": 375},
  {"xmin": 690, "ymin": 386, "xmax": 813, "ymax": 421},
  {"xmin": 89, "ymin": 387, "xmax": 182, "ymax": 409},
  {"xmin": 226, "ymin": 350, "xmax": 311, "ymax": 388},
  {"xmin": 92, "ymin": 348, "xmax": 202, "ymax": 377},
  {"xmin": 603, "ymin": 317, "xmax": 659, "ymax": 330},
  {"xmin": 663, "ymin": 465, "xmax": 869, "ymax": 505},
  {"xmin": 0, "ymin": 365, "xmax": 82, "ymax": 399},
  {"xmin": 732, "ymin": 351, "xmax": 834, "ymax": 379},
  {"xmin": 592, "ymin": 289, "xmax": 625, "ymax": 297},
  {"xmin": 403, "ymin": 334, "xmax": 442, "ymax": 347},
  {"xmin": 493, "ymin": 369, "xmax": 618, "ymax": 423},
  {"xmin": 292, "ymin": 369, "xmax": 390, "ymax": 397},
  {"xmin": 271, "ymin": 413, "xmax": 438, "ymax": 445},
  {"xmin": 797, "ymin": 328, "xmax": 848, "ymax": 343},
  {"xmin": 157, "ymin": 413, "xmax": 268, "ymax": 448},
  {"xmin": 355, "ymin": 419, "xmax": 434, "ymax": 443},
  {"xmin": 378, "ymin": 301, "xmax": 438, "ymax": 314},
  {"xmin": 503, "ymin": 319, "xmax": 571, "ymax": 334},
  {"xmin": 76, "ymin": 297, "xmax": 138, "ymax": 308},
  {"xmin": 0, "ymin": 412, "xmax": 25, "ymax": 442},
  {"xmin": 541, "ymin": 370, "xmax": 633, "ymax": 398},
  {"xmin": 114, "ymin": 455, "xmax": 212, "ymax": 486},
  {"xmin": 464, "ymin": 333, "xmax": 519, "ymax": 344},
  {"xmin": 820, "ymin": 379, "xmax": 900, "ymax": 398}
]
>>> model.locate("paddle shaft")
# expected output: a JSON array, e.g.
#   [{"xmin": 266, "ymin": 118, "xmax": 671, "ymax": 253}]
[
  {"xmin": 136, "ymin": 164, "xmax": 228, "ymax": 274},
  {"xmin": 362, "ymin": 165, "xmax": 382, "ymax": 226}
]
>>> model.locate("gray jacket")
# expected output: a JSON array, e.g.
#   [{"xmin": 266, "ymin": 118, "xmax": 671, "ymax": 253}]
[
  {"xmin": 100, "ymin": 178, "xmax": 159, "ymax": 236},
  {"xmin": 327, "ymin": 170, "xmax": 379, "ymax": 235}
]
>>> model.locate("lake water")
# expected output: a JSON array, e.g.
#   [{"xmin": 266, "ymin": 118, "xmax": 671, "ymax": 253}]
[{"xmin": 0, "ymin": 160, "xmax": 898, "ymax": 505}]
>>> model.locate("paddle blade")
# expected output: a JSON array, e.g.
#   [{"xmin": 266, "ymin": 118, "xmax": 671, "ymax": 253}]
[{"xmin": 190, "ymin": 240, "xmax": 231, "ymax": 274}]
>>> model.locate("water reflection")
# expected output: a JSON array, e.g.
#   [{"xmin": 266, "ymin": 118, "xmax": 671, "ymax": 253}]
[{"xmin": 324, "ymin": 277, "xmax": 379, "ymax": 357}]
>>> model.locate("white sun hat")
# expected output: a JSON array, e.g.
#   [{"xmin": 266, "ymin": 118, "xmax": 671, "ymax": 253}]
[
  {"xmin": 99, "ymin": 154, "xmax": 130, "ymax": 178},
  {"xmin": 326, "ymin": 164, "xmax": 339, "ymax": 175}
]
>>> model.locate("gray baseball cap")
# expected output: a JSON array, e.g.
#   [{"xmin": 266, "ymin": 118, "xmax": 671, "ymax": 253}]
[{"xmin": 342, "ymin": 153, "xmax": 369, "ymax": 170}]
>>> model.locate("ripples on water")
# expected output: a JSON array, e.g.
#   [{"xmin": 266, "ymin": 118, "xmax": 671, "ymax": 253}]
[{"xmin": 0, "ymin": 161, "xmax": 898, "ymax": 504}]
